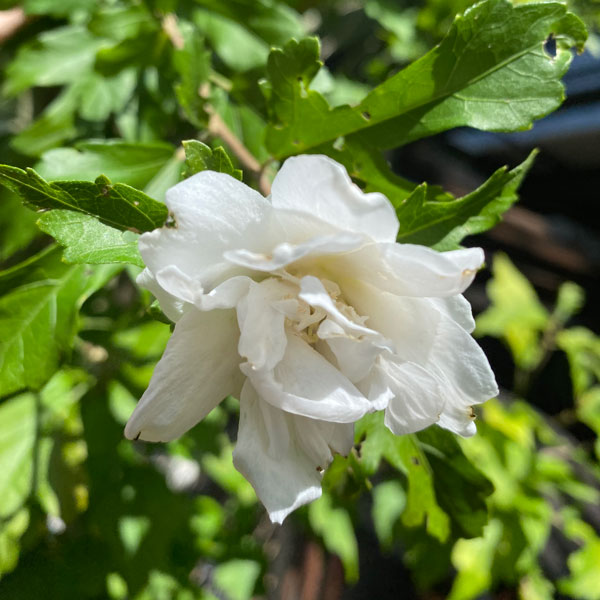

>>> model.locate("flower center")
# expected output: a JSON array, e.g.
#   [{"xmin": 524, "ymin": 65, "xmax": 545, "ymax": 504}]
[{"xmin": 272, "ymin": 270, "xmax": 367, "ymax": 347}]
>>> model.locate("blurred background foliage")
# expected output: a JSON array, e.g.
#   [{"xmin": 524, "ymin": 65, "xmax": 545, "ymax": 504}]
[{"xmin": 0, "ymin": 0, "xmax": 599, "ymax": 599}]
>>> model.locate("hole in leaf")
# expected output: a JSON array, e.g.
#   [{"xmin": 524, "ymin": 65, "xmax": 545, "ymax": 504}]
[{"xmin": 544, "ymin": 34, "xmax": 557, "ymax": 58}]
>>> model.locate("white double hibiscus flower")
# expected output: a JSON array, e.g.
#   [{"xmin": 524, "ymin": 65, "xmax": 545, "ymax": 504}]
[{"xmin": 125, "ymin": 154, "xmax": 498, "ymax": 523}]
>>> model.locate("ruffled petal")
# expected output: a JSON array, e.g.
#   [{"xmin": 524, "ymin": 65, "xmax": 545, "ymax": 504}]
[
  {"xmin": 242, "ymin": 332, "xmax": 372, "ymax": 423},
  {"xmin": 317, "ymin": 319, "xmax": 386, "ymax": 383},
  {"xmin": 326, "ymin": 243, "xmax": 484, "ymax": 298},
  {"xmin": 237, "ymin": 279, "xmax": 289, "ymax": 371},
  {"xmin": 233, "ymin": 381, "xmax": 354, "ymax": 524},
  {"xmin": 343, "ymin": 279, "xmax": 498, "ymax": 412},
  {"xmin": 124, "ymin": 308, "xmax": 243, "ymax": 442},
  {"xmin": 271, "ymin": 155, "xmax": 399, "ymax": 242},
  {"xmin": 224, "ymin": 231, "xmax": 364, "ymax": 272},
  {"xmin": 139, "ymin": 171, "xmax": 272, "ymax": 295},
  {"xmin": 299, "ymin": 275, "xmax": 385, "ymax": 339},
  {"xmin": 154, "ymin": 266, "xmax": 252, "ymax": 311},
  {"xmin": 377, "ymin": 359, "xmax": 445, "ymax": 435},
  {"xmin": 136, "ymin": 268, "xmax": 186, "ymax": 322}
]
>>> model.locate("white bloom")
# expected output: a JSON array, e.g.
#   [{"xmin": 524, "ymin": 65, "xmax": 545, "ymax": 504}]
[{"xmin": 125, "ymin": 155, "xmax": 498, "ymax": 523}]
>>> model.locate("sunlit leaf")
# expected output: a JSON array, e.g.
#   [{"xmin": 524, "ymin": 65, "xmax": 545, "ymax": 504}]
[
  {"xmin": 35, "ymin": 140, "xmax": 174, "ymax": 189},
  {"xmin": 264, "ymin": 0, "xmax": 586, "ymax": 157},
  {"xmin": 0, "ymin": 165, "xmax": 167, "ymax": 233},
  {"xmin": 38, "ymin": 210, "xmax": 144, "ymax": 267},
  {"xmin": 183, "ymin": 140, "xmax": 242, "ymax": 180},
  {"xmin": 0, "ymin": 247, "xmax": 119, "ymax": 396},
  {"xmin": 308, "ymin": 492, "xmax": 359, "ymax": 582}
]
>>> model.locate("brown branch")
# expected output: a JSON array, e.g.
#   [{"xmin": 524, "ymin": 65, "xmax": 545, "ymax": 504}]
[
  {"xmin": 160, "ymin": 11, "xmax": 272, "ymax": 196},
  {"xmin": 0, "ymin": 7, "xmax": 27, "ymax": 44},
  {"xmin": 161, "ymin": 13, "xmax": 184, "ymax": 49},
  {"xmin": 207, "ymin": 109, "xmax": 272, "ymax": 196}
]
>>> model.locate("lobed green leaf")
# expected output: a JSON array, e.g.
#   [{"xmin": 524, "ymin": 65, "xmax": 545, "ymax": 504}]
[
  {"xmin": 183, "ymin": 140, "xmax": 243, "ymax": 180},
  {"xmin": 0, "ymin": 165, "xmax": 167, "ymax": 233},
  {"xmin": 264, "ymin": 0, "xmax": 586, "ymax": 158},
  {"xmin": 37, "ymin": 210, "xmax": 144, "ymax": 267},
  {"xmin": 396, "ymin": 150, "xmax": 537, "ymax": 250}
]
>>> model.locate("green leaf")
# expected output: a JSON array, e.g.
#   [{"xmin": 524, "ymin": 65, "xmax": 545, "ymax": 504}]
[
  {"xmin": 0, "ymin": 189, "xmax": 39, "ymax": 263},
  {"xmin": 3, "ymin": 26, "xmax": 108, "ymax": 96},
  {"xmin": 193, "ymin": 0, "xmax": 304, "ymax": 46},
  {"xmin": 0, "ymin": 165, "xmax": 167, "ymax": 233},
  {"xmin": 449, "ymin": 519, "xmax": 504, "ymax": 600},
  {"xmin": 356, "ymin": 413, "xmax": 450, "ymax": 542},
  {"xmin": 183, "ymin": 140, "xmax": 243, "ymax": 180},
  {"xmin": 0, "ymin": 247, "xmax": 119, "ymax": 396},
  {"xmin": 37, "ymin": 210, "xmax": 144, "ymax": 267},
  {"xmin": 10, "ymin": 87, "xmax": 79, "ymax": 157},
  {"xmin": 173, "ymin": 23, "xmax": 210, "ymax": 128},
  {"xmin": 364, "ymin": 0, "xmax": 428, "ymax": 63},
  {"xmin": 77, "ymin": 70, "xmax": 137, "ymax": 123},
  {"xmin": 24, "ymin": 0, "xmax": 97, "ymax": 18},
  {"xmin": 558, "ymin": 514, "xmax": 600, "ymax": 600},
  {"xmin": 87, "ymin": 4, "xmax": 157, "ymax": 42},
  {"xmin": 371, "ymin": 480, "xmax": 406, "ymax": 549},
  {"xmin": 476, "ymin": 253, "xmax": 549, "ymax": 370},
  {"xmin": 194, "ymin": 9, "xmax": 269, "ymax": 72},
  {"xmin": 308, "ymin": 492, "xmax": 359, "ymax": 582},
  {"xmin": 35, "ymin": 140, "xmax": 175, "ymax": 189},
  {"xmin": 10, "ymin": 73, "xmax": 137, "ymax": 157},
  {"xmin": 264, "ymin": 0, "xmax": 586, "ymax": 157},
  {"xmin": 94, "ymin": 31, "xmax": 164, "ymax": 77},
  {"xmin": 395, "ymin": 151, "xmax": 536, "ymax": 250},
  {"xmin": 0, "ymin": 394, "xmax": 37, "ymax": 518},
  {"xmin": 557, "ymin": 327, "xmax": 600, "ymax": 398},
  {"xmin": 417, "ymin": 427, "xmax": 493, "ymax": 538},
  {"xmin": 0, "ymin": 508, "xmax": 30, "ymax": 577},
  {"xmin": 213, "ymin": 559, "xmax": 261, "ymax": 600}
]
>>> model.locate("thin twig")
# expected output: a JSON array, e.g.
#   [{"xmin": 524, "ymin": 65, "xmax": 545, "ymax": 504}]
[
  {"xmin": 0, "ymin": 7, "xmax": 27, "ymax": 44},
  {"xmin": 162, "ymin": 13, "xmax": 184, "ymax": 49},
  {"xmin": 162, "ymin": 12, "xmax": 272, "ymax": 196},
  {"xmin": 207, "ymin": 109, "xmax": 272, "ymax": 196}
]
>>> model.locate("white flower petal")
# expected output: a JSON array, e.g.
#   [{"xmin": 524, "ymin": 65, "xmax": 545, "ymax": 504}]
[
  {"xmin": 377, "ymin": 359, "xmax": 445, "ymax": 435},
  {"xmin": 429, "ymin": 295, "xmax": 476, "ymax": 333},
  {"xmin": 237, "ymin": 279, "xmax": 289, "ymax": 371},
  {"xmin": 154, "ymin": 266, "xmax": 252, "ymax": 311},
  {"xmin": 271, "ymin": 155, "xmax": 399, "ymax": 242},
  {"xmin": 327, "ymin": 243, "xmax": 484, "ymax": 298},
  {"xmin": 233, "ymin": 381, "xmax": 354, "ymax": 524},
  {"xmin": 437, "ymin": 405, "xmax": 478, "ymax": 437},
  {"xmin": 381, "ymin": 244, "xmax": 484, "ymax": 297},
  {"xmin": 224, "ymin": 232, "xmax": 364, "ymax": 272},
  {"xmin": 344, "ymin": 280, "xmax": 498, "ymax": 410},
  {"xmin": 124, "ymin": 308, "xmax": 243, "ymax": 442},
  {"xmin": 242, "ymin": 332, "xmax": 372, "ymax": 423},
  {"xmin": 139, "ymin": 171, "xmax": 272, "ymax": 294},
  {"xmin": 136, "ymin": 268, "xmax": 186, "ymax": 322},
  {"xmin": 318, "ymin": 320, "xmax": 384, "ymax": 382},
  {"xmin": 299, "ymin": 275, "xmax": 379, "ymax": 339}
]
